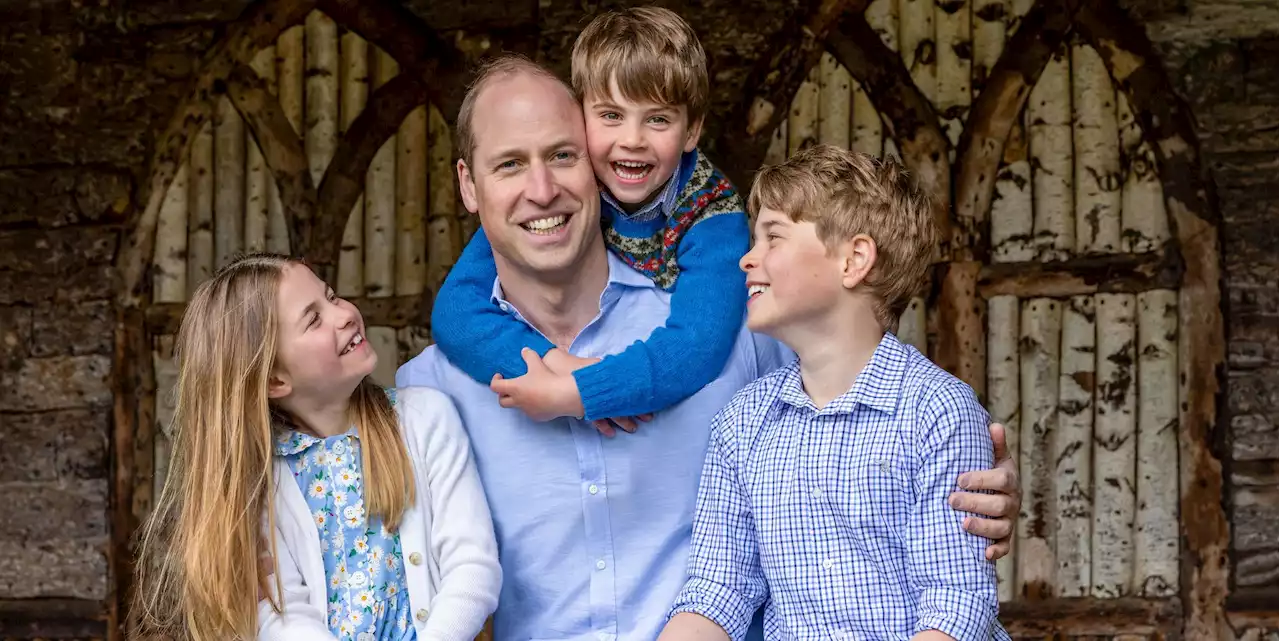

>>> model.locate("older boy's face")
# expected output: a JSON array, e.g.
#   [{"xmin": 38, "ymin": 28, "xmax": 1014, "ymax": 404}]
[
  {"xmin": 457, "ymin": 72, "xmax": 602, "ymax": 281},
  {"xmin": 583, "ymin": 77, "xmax": 702, "ymax": 211},
  {"xmin": 739, "ymin": 208, "xmax": 847, "ymax": 337}
]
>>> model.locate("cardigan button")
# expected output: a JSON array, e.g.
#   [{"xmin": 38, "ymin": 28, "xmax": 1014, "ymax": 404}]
[
  {"xmin": 408, "ymin": 552, "xmax": 423, "ymax": 566},
  {"xmin": 416, "ymin": 608, "xmax": 429, "ymax": 622}
]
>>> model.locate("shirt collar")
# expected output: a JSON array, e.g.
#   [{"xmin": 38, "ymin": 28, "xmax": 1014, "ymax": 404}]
[
  {"xmin": 599, "ymin": 149, "xmax": 696, "ymax": 222},
  {"xmin": 777, "ymin": 332, "xmax": 907, "ymax": 416},
  {"xmin": 489, "ymin": 250, "xmax": 658, "ymax": 312},
  {"xmin": 273, "ymin": 425, "xmax": 358, "ymax": 457}
]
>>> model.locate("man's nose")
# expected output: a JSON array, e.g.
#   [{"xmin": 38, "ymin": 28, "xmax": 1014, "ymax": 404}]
[{"xmin": 525, "ymin": 161, "xmax": 559, "ymax": 206}]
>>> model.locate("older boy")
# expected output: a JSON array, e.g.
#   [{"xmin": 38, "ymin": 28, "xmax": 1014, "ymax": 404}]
[
  {"xmin": 660, "ymin": 146, "xmax": 1011, "ymax": 641},
  {"xmin": 430, "ymin": 7, "xmax": 749, "ymax": 429}
]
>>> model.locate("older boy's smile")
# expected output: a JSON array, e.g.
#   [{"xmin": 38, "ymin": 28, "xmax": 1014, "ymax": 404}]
[{"xmin": 747, "ymin": 282, "xmax": 770, "ymax": 303}]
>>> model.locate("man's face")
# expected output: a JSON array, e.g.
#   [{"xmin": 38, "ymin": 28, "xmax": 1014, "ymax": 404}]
[{"xmin": 457, "ymin": 72, "xmax": 602, "ymax": 282}]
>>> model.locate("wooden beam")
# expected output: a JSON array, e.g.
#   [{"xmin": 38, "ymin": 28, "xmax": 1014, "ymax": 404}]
[
  {"xmin": 703, "ymin": 0, "xmax": 869, "ymax": 190},
  {"xmin": 977, "ymin": 248, "xmax": 1183, "ymax": 298},
  {"xmin": 110, "ymin": 307, "xmax": 151, "ymax": 641},
  {"xmin": 116, "ymin": 0, "xmax": 318, "ymax": 308},
  {"xmin": 951, "ymin": 0, "xmax": 1083, "ymax": 262},
  {"xmin": 225, "ymin": 63, "xmax": 315, "ymax": 254},
  {"xmin": 0, "ymin": 598, "xmax": 107, "ymax": 639},
  {"xmin": 1075, "ymin": 1, "xmax": 1228, "ymax": 638},
  {"xmin": 1000, "ymin": 597, "xmax": 1182, "ymax": 637},
  {"xmin": 145, "ymin": 294, "xmax": 433, "ymax": 336}
]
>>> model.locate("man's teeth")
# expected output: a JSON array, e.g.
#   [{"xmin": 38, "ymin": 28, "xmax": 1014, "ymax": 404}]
[
  {"xmin": 748, "ymin": 284, "xmax": 770, "ymax": 297},
  {"xmin": 523, "ymin": 215, "xmax": 568, "ymax": 234},
  {"xmin": 341, "ymin": 333, "xmax": 364, "ymax": 355},
  {"xmin": 612, "ymin": 161, "xmax": 652, "ymax": 181}
]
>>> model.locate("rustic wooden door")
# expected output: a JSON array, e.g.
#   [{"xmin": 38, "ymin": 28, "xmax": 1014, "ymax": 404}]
[{"xmin": 761, "ymin": 0, "xmax": 1225, "ymax": 636}]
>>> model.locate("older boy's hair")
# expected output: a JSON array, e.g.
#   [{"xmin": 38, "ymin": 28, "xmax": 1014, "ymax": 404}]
[
  {"xmin": 571, "ymin": 6, "xmax": 710, "ymax": 124},
  {"xmin": 456, "ymin": 54, "xmax": 575, "ymax": 166},
  {"xmin": 748, "ymin": 144, "xmax": 937, "ymax": 329}
]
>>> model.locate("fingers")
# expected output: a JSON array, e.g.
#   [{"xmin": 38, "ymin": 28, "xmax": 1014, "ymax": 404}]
[
  {"xmin": 988, "ymin": 422, "xmax": 1008, "ymax": 461},
  {"xmin": 961, "ymin": 514, "xmax": 1014, "ymax": 542},
  {"xmin": 949, "ymin": 491, "xmax": 1017, "ymax": 520},
  {"xmin": 591, "ymin": 419, "xmax": 617, "ymax": 438},
  {"xmin": 984, "ymin": 539, "xmax": 1012, "ymax": 561},
  {"xmin": 636, "ymin": 413, "xmax": 654, "ymax": 422},
  {"xmin": 498, "ymin": 394, "xmax": 516, "ymax": 409},
  {"xmin": 957, "ymin": 467, "xmax": 1018, "ymax": 495},
  {"xmin": 612, "ymin": 416, "xmax": 638, "ymax": 433},
  {"xmin": 521, "ymin": 347, "xmax": 544, "ymax": 372}
]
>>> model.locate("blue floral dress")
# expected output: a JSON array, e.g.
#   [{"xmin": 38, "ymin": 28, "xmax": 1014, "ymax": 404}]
[{"xmin": 275, "ymin": 392, "xmax": 417, "ymax": 641}]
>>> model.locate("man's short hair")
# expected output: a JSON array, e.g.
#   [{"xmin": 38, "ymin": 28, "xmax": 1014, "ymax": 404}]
[
  {"xmin": 570, "ymin": 6, "xmax": 710, "ymax": 124},
  {"xmin": 455, "ymin": 54, "xmax": 575, "ymax": 167},
  {"xmin": 748, "ymin": 144, "xmax": 937, "ymax": 330}
]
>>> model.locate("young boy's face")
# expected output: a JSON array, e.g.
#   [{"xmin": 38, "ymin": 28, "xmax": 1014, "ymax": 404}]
[
  {"xmin": 583, "ymin": 77, "xmax": 702, "ymax": 210},
  {"xmin": 739, "ymin": 207, "xmax": 848, "ymax": 338}
]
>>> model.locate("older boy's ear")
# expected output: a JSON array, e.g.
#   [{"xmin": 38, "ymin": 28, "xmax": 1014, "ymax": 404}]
[
  {"xmin": 456, "ymin": 159, "xmax": 479, "ymax": 214},
  {"xmin": 683, "ymin": 115, "xmax": 705, "ymax": 153},
  {"xmin": 842, "ymin": 234, "xmax": 877, "ymax": 290}
]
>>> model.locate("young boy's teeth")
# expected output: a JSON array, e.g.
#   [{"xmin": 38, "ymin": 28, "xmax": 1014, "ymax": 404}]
[
  {"xmin": 612, "ymin": 161, "xmax": 652, "ymax": 181},
  {"xmin": 523, "ymin": 215, "xmax": 567, "ymax": 235}
]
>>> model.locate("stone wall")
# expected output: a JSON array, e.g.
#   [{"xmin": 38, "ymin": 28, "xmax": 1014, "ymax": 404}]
[{"xmin": 0, "ymin": 0, "xmax": 1274, "ymax": 637}]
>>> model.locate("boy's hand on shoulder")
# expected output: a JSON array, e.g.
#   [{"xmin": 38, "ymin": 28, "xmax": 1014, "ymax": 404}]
[
  {"xmin": 491, "ymin": 348, "xmax": 586, "ymax": 421},
  {"xmin": 948, "ymin": 422, "xmax": 1021, "ymax": 560}
]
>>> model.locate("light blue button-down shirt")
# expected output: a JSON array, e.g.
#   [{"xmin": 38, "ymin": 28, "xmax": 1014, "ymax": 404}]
[{"xmin": 396, "ymin": 252, "xmax": 792, "ymax": 641}]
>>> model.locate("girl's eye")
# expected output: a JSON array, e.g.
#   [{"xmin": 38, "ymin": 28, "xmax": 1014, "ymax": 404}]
[{"xmin": 308, "ymin": 312, "xmax": 320, "ymax": 328}]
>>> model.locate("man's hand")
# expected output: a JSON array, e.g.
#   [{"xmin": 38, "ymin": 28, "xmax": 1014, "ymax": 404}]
[
  {"xmin": 491, "ymin": 348, "xmax": 586, "ymax": 421},
  {"xmin": 948, "ymin": 422, "xmax": 1021, "ymax": 560}
]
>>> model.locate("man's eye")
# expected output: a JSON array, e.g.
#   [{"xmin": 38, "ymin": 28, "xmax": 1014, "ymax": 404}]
[{"xmin": 498, "ymin": 160, "xmax": 519, "ymax": 171}]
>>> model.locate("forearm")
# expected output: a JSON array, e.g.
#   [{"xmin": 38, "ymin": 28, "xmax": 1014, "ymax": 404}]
[
  {"xmin": 431, "ymin": 228, "xmax": 556, "ymax": 383},
  {"xmin": 911, "ymin": 631, "xmax": 958, "ymax": 641},
  {"xmin": 658, "ymin": 613, "xmax": 732, "ymax": 641}
]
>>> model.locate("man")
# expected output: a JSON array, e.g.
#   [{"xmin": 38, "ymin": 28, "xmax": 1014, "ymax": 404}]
[{"xmin": 396, "ymin": 55, "xmax": 1020, "ymax": 641}]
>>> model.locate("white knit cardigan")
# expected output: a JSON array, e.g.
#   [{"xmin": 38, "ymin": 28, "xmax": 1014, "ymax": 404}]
[{"xmin": 257, "ymin": 386, "xmax": 502, "ymax": 641}]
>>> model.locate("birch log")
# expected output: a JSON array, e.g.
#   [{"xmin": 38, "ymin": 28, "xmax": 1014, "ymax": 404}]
[
  {"xmin": 213, "ymin": 96, "xmax": 245, "ymax": 268},
  {"xmin": 153, "ymin": 163, "xmax": 189, "ymax": 303},
  {"xmin": 851, "ymin": 81, "xmax": 883, "ymax": 158},
  {"xmin": 271, "ymin": 26, "xmax": 304, "ymax": 254},
  {"xmin": 986, "ymin": 295, "xmax": 1020, "ymax": 603},
  {"xmin": 153, "ymin": 336, "xmax": 179, "ymax": 499},
  {"xmin": 818, "ymin": 53, "xmax": 851, "ymax": 149},
  {"xmin": 899, "ymin": 0, "xmax": 936, "ymax": 102},
  {"xmin": 1117, "ymin": 92, "xmax": 1170, "ymax": 253},
  {"xmin": 365, "ymin": 49, "xmax": 398, "ymax": 299},
  {"xmin": 1071, "ymin": 40, "xmax": 1121, "ymax": 255},
  {"xmin": 336, "ymin": 30, "xmax": 369, "ymax": 297},
  {"xmin": 971, "ymin": 0, "xmax": 1007, "ymax": 96},
  {"xmin": 244, "ymin": 47, "xmax": 274, "ymax": 253},
  {"xmin": 991, "ymin": 112, "xmax": 1034, "ymax": 262},
  {"xmin": 1134, "ymin": 289, "xmax": 1179, "ymax": 596},
  {"xmin": 187, "ymin": 123, "xmax": 214, "ymax": 293},
  {"xmin": 764, "ymin": 120, "xmax": 788, "ymax": 166},
  {"xmin": 306, "ymin": 10, "xmax": 340, "ymax": 274},
  {"xmin": 934, "ymin": 0, "xmax": 970, "ymax": 149},
  {"xmin": 1056, "ymin": 294, "xmax": 1095, "ymax": 597},
  {"xmin": 1018, "ymin": 297, "xmax": 1061, "ymax": 599},
  {"xmin": 866, "ymin": 0, "xmax": 899, "ymax": 51},
  {"xmin": 788, "ymin": 66, "xmax": 820, "ymax": 155},
  {"xmin": 898, "ymin": 298, "xmax": 928, "ymax": 354},
  {"xmin": 1028, "ymin": 47, "xmax": 1074, "ymax": 262},
  {"xmin": 395, "ymin": 105, "xmax": 428, "ymax": 297},
  {"xmin": 1092, "ymin": 292, "xmax": 1137, "ymax": 598},
  {"xmin": 427, "ymin": 104, "xmax": 460, "ymax": 297},
  {"xmin": 367, "ymin": 327, "xmax": 399, "ymax": 387},
  {"xmin": 256, "ymin": 43, "xmax": 289, "ymax": 254}
]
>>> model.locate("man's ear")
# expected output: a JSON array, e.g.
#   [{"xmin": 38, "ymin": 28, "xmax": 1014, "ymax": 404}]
[
  {"xmin": 683, "ymin": 115, "xmax": 704, "ymax": 153},
  {"xmin": 457, "ymin": 159, "xmax": 479, "ymax": 214},
  {"xmin": 267, "ymin": 371, "xmax": 292, "ymax": 400},
  {"xmin": 841, "ymin": 233, "xmax": 878, "ymax": 290}
]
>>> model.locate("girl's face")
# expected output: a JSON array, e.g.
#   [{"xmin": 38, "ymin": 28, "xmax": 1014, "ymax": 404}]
[{"xmin": 270, "ymin": 263, "xmax": 376, "ymax": 402}]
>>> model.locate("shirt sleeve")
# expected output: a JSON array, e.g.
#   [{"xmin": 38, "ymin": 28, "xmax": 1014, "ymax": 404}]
[
  {"xmin": 429, "ymin": 228, "xmax": 557, "ymax": 384},
  {"xmin": 572, "ymin": 211, "xmax": 750, "ymax": 420},
  {"xmin": 668, "ymin": 406, "xmax": 767, "ymax": 639},
  {"xmin": 909, "ymin": 380, "xmax": 1001, "ymax": 639}
]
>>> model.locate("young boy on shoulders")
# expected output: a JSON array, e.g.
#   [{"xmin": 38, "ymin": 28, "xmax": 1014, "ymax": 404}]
[
  {"xmin": 430, "ymin": 7, "xmax": 748, "ymax": 429},
  {"xmin": 659, "ymin": 145, "xmax": 1011, "ymax": 641}
]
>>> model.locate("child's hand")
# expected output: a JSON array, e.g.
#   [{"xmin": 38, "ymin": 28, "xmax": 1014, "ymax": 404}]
[
  {"xmin": 491, "ymin": 348, "xmax": 587, "ymax": 421},
  {"xmin": 590, "ymin": 413, "xmax": 655, "ymax": 438},
  {"xmin": 542, "ymin": 347, "xmax": 600, "ymax": 374}
]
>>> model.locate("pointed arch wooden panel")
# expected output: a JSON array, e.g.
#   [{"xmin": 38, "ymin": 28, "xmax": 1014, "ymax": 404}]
[{"xmin": 750, "ymin": 0, "xmax": 1225, "ymax": 635}]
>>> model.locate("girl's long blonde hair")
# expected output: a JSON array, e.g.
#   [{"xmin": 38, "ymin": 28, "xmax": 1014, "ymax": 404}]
[{"xmin": 130, "ymin": 253, "xmax": 415, "ymax": 641}]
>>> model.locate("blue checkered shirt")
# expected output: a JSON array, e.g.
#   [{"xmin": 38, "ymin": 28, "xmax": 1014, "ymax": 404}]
[{"xmin": 670, "ymin": 333, "xmax": 1010, "ymax": 641}]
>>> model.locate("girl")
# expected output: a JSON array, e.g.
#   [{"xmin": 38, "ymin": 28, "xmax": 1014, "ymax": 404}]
[{"xmin": 131, "ymin": 253, "xmax": 501, "ymax": 641}]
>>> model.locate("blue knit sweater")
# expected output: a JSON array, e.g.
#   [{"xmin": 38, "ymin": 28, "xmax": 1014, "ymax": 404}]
[{"xmin": 430, "ymin": 149, "xmax": 749, "ymax": 421}]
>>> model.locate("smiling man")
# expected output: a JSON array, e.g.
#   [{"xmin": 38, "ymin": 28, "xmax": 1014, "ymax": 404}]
[{"xmin": 396, "ymin": 55, "xmax": 1021, "ymax": 641}]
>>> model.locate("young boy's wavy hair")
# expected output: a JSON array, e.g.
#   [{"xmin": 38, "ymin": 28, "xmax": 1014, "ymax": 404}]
[
  {"xmin": 130, "ymin": 253, "xmax": 415, "ymax": 641},
  {"xmin": 570, "ymin": 6, "xmax": 710, "ymax": 124},
  {"xmin": 748, "ymin": 145, "xmax": 937, "ymax": 330}
]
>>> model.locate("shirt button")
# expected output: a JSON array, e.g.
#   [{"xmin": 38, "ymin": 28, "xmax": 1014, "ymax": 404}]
[
  {"xmin": 408, "ymin": 552, "xmax": 422, "ymax": 566},
  {"xmin": 811, "ymin": 488, "xmax": 823, "ymax": 499},
  {"xmin": 822, "ymin": 558, "xmax": 834, "ymax": 570},
  {"xmin": 416, "ymin": 608, "xmax": 428, "ymax": 622},
  {"xmin": 499, "ymin": 302, "xmax": 510, "ymax": 312},
  {"xmin": 588, "ymin": 484, "xmax": 599, "ymax": 495},
  {"xmin": 596, "ymin": 559, "xmax": 607, "ymax": 570}
]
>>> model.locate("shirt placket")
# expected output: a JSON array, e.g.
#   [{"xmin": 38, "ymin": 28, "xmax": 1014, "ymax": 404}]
[
  {"xmin": 568, "ymin": 418, "xmax": 618, "ymax": 639},
  {"xmin": 803, "ymin": 412, "xmax": 846, "ymax": 638}
]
